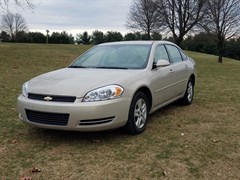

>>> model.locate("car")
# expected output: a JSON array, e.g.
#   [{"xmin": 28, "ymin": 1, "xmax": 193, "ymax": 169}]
[{"xmin": 17, "ymin": 41, "xmax": 196, "ymax": 134}]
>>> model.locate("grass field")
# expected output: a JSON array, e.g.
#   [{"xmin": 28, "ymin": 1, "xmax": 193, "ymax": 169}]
[{"xmin": 0, "ymin": 43, "xmax": 239, "ymax": 179}]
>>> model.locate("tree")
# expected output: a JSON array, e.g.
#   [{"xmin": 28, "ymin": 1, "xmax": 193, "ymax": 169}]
[
  {"xmin": 157, "ymin": 0, "xmax": 207, "ymax": 46},
  {"xmin": 141, "ymin": 33, "xmax": 149, "ymax": 40},
  {"xmin": 0, "ymin": 0, "xmax": 34, "ymax": 11},
  {"xmin": 49, "ymin": 32, "xmax": 61, "ymax": 44},
  {"xmin": 225, "ymin": 38, "xmax": 240, "ymax": 60},
  {"xmin": 92, "ymin": 30, "xmax": 105, "ymax": 44},
  {"xmin": 124, "ymin": 32, "xmax": 144, "ymax": 40},
  {"xmin": 124, "ymin": 31, "xmax": 159, "ymax": 41},
  {"xmin": 105, "ymin": 31, "xmax": 123, "ymax": 42},
  {"xmin": 15, "ymin": 30, "xmax": 28, "ymax": 42},
  {"xmin": 76, "ymin": 31, "xmax": 91, "ymax": 44},
  {"xmin": 182, "ymin": 32, "xmax": 218, "ymax": 55},
  {"xmin": 48, "ymin": 31, "xmax": 74, "ymax": 44},
  {"xmin": 124, "ymin": 33, "xmax": 136, "ymax": 41},
  {"xmin": 202, "ymin": 0, "xmax": 240, "ymax": 63},
  {"xmin": 59, "ymin": 31, "xmax": 74, "ymax": 44},
  {"xmin": 126, "ymin": 0, "xmax": 161, "ymax": 40},
  {"xmin": 27, "ymin": 32, "xmax": 46, "ymax": 43},
  {"xmin": 1, "ymin": 12, "xmax": 27, "ymax": 41},
  {"xmin": 151, "ymin": 32, "xmax": 162, "ymax": 40},
  {"xmin": 0, "ymin": 31, "xmax": 10, "ymax": 41},
  {"xmin": 134, "ymin": 32, "xmax": 142, "ymax": 40}
]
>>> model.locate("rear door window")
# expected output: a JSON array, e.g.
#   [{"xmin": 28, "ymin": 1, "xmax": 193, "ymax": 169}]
[{"xmin": 166, "ymin": 45, "xmax": 183, "ymax": 63}]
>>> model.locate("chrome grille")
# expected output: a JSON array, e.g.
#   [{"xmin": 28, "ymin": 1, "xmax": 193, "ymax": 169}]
[{"xmin": 28, "ymin": 93, "xmax": 76, "ymax": 102}]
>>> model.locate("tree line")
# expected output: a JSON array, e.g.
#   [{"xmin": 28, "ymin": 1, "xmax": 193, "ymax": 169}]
[
  {"xmin": 182, "ymin": 32, "xmax": 240, "ymax": 61},
  {"xmin": 0, "ymin": 29, "xmax": 162, "ymax": 44},
  {"xmin": 1, "ymin": 27, "xmax": 240, "ymax": 60},
  {"xmin": 1, "ymin": 0, "xmax": 240, "ymax": 62},
  {"xmin": 0, "ymin": 30, "xmax": 75, "ymax": 44}
]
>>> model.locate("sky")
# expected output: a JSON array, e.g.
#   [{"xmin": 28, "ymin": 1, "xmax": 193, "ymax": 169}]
[{"xmin": 5, "ymin": 0, "xmax": 133, "ymax": 36}]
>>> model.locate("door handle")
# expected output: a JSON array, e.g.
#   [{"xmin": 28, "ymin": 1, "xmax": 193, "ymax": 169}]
[
  {"xmin": 185, "ymin": 65, "xmax": 189, "ymax": 69},
  {"xmin": 170, "ymin": 69, "xmax": 174, "ymax": 73}
]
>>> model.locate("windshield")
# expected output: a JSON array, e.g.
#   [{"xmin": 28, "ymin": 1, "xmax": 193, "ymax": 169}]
[{"xmin": 69, "ymin": 44, "xmax": 151, "ymax": 69}]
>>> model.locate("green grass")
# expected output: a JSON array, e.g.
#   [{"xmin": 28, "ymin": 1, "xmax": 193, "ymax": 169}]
[{"xmin": 0, "ymin": 43, "xmax": 240, "ymax": 179}]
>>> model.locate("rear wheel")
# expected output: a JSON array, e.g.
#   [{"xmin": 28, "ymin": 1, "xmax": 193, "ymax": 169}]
[
  {"xmin": 181, "ymin": 78, "xmax": 194, "ymax": 105},
  {"xmin": 125, "ymin": 92, "xmax": 149, "ymax": 134}
]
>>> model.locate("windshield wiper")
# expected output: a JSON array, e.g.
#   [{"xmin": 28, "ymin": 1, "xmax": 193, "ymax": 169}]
[
  {"xmin": 68, "ymin": 65, "xmax": 86, "ymax": 68},
  {"xmin": 94, "ymin": 66, "xmax": 128, "ymax": 69}
]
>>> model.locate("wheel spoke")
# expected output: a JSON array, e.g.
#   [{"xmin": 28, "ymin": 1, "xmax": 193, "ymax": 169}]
[
  {"xmin": 141, "ymin": 104, "xmax": 146, "ymax": 114},
  {"xmin": 135, "ymin": 117, "xmax": 141, "ymax": 127},
  {"xmin": 137, "ymin": 99, "xmax": 143, "ymax": 109},
  {"xmin": 134, "ymin": 109, "xmax": 140, "ymax": 117},
  {"xmin": 187, "ymin": 83, "xmax": 193, "ymax": 101},
  {"xmin": 141, "ymin": 115, "xmax": 146, "ymax": 125},
  {"xmin": 134, "ymin": 98, "xmax": 147, "ymax": 129}
]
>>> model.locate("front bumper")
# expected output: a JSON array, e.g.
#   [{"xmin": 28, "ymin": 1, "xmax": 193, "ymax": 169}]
[{"xmin": 17, "ymin": 95, "xmax": 131, "ymax": 131}]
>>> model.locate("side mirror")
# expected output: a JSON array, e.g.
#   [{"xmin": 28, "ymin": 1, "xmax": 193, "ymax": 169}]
[{"xmin": 156, "ymin": 59, "xmax": 170, "ymax": 67}]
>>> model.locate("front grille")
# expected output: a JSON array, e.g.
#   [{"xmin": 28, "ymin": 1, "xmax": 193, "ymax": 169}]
[
  {"xmin": 28, "ymin": 93, "xmax": 76, "ymax": 102},
  {"xmin": 26, "ymin": 109, "xmax": 69, "ymax": 126},
  {"xmin": 79, "ymin": 117, "xmax": 115, "ymax": 126}
]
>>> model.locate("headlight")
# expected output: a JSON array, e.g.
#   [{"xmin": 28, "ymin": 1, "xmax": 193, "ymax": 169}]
[
  {"xmin": 82, "ymin": 85, "xmax": 124, "ymax": 102},
  {"xmin": 22, "ymin": 81, "xmax": 29, "ymax": 97}
]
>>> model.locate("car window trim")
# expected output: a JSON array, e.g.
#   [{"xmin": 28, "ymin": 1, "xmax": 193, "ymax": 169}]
[{"xmin": 179, "ymin": 48, "xmax": 188, "ymax": 61}]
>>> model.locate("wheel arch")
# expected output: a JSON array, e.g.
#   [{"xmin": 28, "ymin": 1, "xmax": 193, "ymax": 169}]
[
  {"xmin": 189, "ymin": 74, "xmax": 195, "ymax": 86},
  {"xmin": 134, "ymin": 86, "xmax": 153, "ymax": 112}
]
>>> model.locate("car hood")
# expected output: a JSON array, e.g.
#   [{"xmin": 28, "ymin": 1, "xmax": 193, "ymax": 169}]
[{"xmin": 28, "ymin": 68, "xmax": 143, "ymax": 97}]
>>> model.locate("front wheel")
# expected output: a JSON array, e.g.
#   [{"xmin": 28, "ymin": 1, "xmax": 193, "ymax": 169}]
[
  {"xmin": 124, "ymin": 92, "xmax": 149, "ymax": 135},
  {"xmin": 180, "ymin": 78, "xmax": 194, "ymax": 105}
]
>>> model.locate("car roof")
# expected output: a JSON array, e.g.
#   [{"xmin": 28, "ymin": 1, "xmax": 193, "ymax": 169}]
[{"xmin": 98, "ymin": 41, "xmax": 176, "ymax": 46}]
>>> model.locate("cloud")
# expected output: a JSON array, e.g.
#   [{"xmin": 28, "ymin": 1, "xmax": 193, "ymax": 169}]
[{"xmin": 17, "ymin": 0, "xmax": 133, "ymax": 35}]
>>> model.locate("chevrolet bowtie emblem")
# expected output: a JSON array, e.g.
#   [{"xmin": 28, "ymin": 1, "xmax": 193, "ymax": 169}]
[{"xmin": 44, "ymin": 96, "xmax": 53, "ymax": 101}]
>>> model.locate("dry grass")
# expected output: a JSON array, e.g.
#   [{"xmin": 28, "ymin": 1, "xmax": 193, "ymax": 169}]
[{"xmin": 0, "ymin": 43, "xmax": 239, "ymax": 179}]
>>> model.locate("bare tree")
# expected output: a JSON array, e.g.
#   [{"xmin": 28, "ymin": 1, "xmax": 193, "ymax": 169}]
[
  {"xmin": 0, "ymin": 0, "xmax": 34, "ymax": 10},
  {"xmin": 157, "ymin": 0, "xmax": 207, "ymax": 46},
  {"xmin": 202, "ymin": 0, "xmax": 240, "ymax": 63},
  {"xmin": 1, "ymin": 12, "xmax": 27, "ymax": 41},
  {"xmin": 126, "ymin": 0, "xmax": 161, "ymax": 40}
]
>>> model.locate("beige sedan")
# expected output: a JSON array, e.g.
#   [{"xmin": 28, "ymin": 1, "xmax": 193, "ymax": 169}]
[{"xmin": 17, "ymin": 41, "xmax": 196, "ymax": 134}]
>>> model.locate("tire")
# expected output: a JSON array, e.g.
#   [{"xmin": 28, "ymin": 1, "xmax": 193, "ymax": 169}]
[
  {"xmin": 124, "ymin": 92, "xmax": 149, "ymax": 135},
  {"xmin": 180, "ymin": 78, "xmax": 194, "ymax": 105}
]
